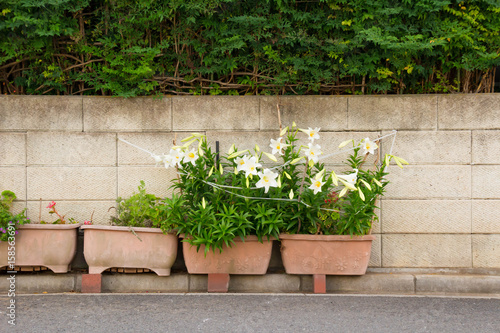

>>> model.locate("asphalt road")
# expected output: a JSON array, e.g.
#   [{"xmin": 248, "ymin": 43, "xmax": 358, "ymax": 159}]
[{"xmin": 1, "ymin": 293, "xmax": 499, "ymax": 333}]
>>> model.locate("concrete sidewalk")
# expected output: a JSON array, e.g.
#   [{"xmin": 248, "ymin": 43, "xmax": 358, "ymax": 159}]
[{"xmin": 2, "ymin": 269, "xmax": 500, "ymax": 296}]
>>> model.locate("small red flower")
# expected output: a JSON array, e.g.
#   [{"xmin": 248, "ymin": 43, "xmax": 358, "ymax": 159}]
[
  {"xmin": 46, "ymin": 201, "xmax": 56, "ymax": 209},
  {"xmin": 84, "ymin": 220, "xmax": 92, "ymax": 225}
]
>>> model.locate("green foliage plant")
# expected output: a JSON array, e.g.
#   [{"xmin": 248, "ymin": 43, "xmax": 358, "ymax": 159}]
[
  {"xmin": 0, "ymin": 191, "xmax": 29, "ymax": 242},
  {"xmin": 155, "ymin": 124, "xmax": 407, "ymax": 254},
  {"xmin": 1, "ymin": 0, "xmax": 499, "ymax": 96},
  {"xmin": 110, "ymin": 180, "xmax": 172, "ymax": 230}
]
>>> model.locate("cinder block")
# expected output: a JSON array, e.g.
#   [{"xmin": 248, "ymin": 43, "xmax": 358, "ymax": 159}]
[
  {"xmin": 26, "ymin": 200, "xmax": 115, "ymax": 225},
  {"xmin": 382, "ymin": 234, "xmax": 472, "ymax": 268},
  {"xmin": 83, "ymin": 96, "xmax": 171, "ymax": 132},
  {"xmin": 0, "ymin": 167, "xmax": 26, "ymax": 200},
  {"xmin": 348, "ymin": 95, "xmax": 437, "ymax": 130},
  {"xmin": 0, "ymin": 96, "xmax": 83, "ymax": 131},
  {"xmin": 472, "ymin": 234, "xmax": 500, "ymax": 268},
  {"xmin": 369, "ymin": 234, "xmax": 381, "ymax": 267},
  {"xmin": 10, "ymin": 201, "xmax": 27, "ymax": 216},
  {"xmin": 118, "ymin": 167, "xmax": 177, "ymax": 198},
  {"xmin": 438, "ymin": 94, "xmax": 500, "ymax": 130},
  {"xmin": 189, "ymin": 275, "xmax": 208, "ymax": 292},
  {"xmin": 81, "ymin": 274, "xmax": 102, "ymax": 293},
  {"xmin": 472, "ymin": 165, "xmax": 500, "ymax": 199},
  {"xmin": 381, "ymin": 200, "xmax": 471, "ymax": 233},
  {"xmin": 325, "ymin": 273, "xmax": 416, "ymax": 294},
  {"xmin": 260, "ymin": 96, "xmax": 348, "ymax": 131},
  {"xmin": 382, "ymin": 130, "xmax": 471, "ymax": 165},
  {"xmin": 416, "ymin": 274, "xmax": 500, "ymax": 294},
  {"xmin": 5, "ymin": 273, "xmax": 77, "ymax": 294},
  {"xmin": 472, "ymin": 200, "xmax": 500, "ymax": 233},
  {"xmin": 101, "ymin": 273, "xmax": 189, "ymax": 293},
  {"xmin": 27, "ymin": 167, "xmax": 116, "ymax": 200},
  {"xmin": 172, "ymin": 96, "xmax": 259, "ymax": 131},
  {"xmin": 385, "ymin": 165, "xmax": 471, "ymax": 199},
  {"xmin": 472, "ymin": 131, "xmax": 500, "ymax": 164},
  {"xmin": 118, "ymin": 133, "xmax": 184, "ymax": 165},
  {"xmin": 27, "ymin": 132, "xmax": 116, "ymax": 166},
  {"xmin": 230, "ymin": 274, "xmax": 301, "ymax": 293},
  {"xmin": 0, "ymin": 133, "xmax": 25, "ymax": 165},
  {"xmin": 208, "ymin": 273, "xmax": 230, "ymax": 292}
]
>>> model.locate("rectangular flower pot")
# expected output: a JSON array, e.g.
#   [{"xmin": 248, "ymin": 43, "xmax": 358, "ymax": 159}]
[
  {"xmin": 279, "ymin": 234, "xmax": 375, "ymax": 275},
  {"xmin": 81, "ymin": 225, "xmax": 177, "ymax": 276},
  {"xmin": 0, "ymin": 224, "xmax": 80, "ymax": 273},
  {"xmin": 181, "ymin": 235, "xmax": 273, "ymax": 275}
]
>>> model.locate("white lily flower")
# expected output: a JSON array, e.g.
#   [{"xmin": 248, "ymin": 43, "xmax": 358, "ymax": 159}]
[
  {"xmin": 301, "ymin": 127, "xmax": 321, "ymax": 142},
  {"xmin": 162, "ymin": 154, "xmax": 174, "ymax": 168},
  {"xmin": 303, "ymin": 143, "xmax": 322, "ymax": 164},
  {"xmin": 308, "ymin": 176, "xmax": 325, "ymax": 195},
  {"xmin": 235, "ymin": 155, "xmax": 250, "ymax": 173},
  {"xmin": 269, "ymin": 137, "xmax": 289, "ymax": 156},
  {"xmin": 152, "ymin": 154, "xmax": 164, "ymax": 167},
  {"xmin": 337, "ymin": 169, "xmax": 359, "ymax": 186},
  {"xmin": 255, "ymin": 169, "xmax": 279, "ymax": 193},
  {"xmin": 183, "ymin": 148, "xmax": 199, "ymax": 166},
  {"xmin": 169, "ymin": 148, "xmax": 184, "ymax": 167},
  {"xmin": 362, "ymin": 138, "xmax": 378, "ymax": 155},
  {"xmin": 244, "ymin": 156, "xmax": 261, "ymax": 178}
]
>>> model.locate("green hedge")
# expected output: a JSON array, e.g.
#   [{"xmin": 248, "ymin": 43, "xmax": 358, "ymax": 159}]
[{"xmin": 1, "ymin": 0, "xmax": 499, "ymax": 96}]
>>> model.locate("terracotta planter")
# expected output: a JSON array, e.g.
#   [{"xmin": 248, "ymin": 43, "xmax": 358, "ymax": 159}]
[
  {"xmin": 0, "ymin": 224, "xmax": 80, "ymax": 273},
  {"xmin": 81, "ymin": 225, "xmax": 177, "ymax": 276},
  {"xmin": 181, "ymin": 235, "xmax": 273, "ymax": 274},
  {"xmin": 279, "ymin": 234, "xmax": 375, "ymax": 275}
]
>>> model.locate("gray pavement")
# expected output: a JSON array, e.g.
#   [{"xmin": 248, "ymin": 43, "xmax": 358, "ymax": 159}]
[{"xmin": 1, "ymin": 293, "xmax": 499, "ymax": 333}]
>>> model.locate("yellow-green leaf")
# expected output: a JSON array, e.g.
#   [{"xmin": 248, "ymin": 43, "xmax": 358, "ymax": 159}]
[
  {"xmin": 358, "ymin": 187, "xmax": 365, "ymax": 201},
  {"xmin": 360, "ymin": 179, "xmax": 372, "ymax": 191},
  {"xmin": 228, "ymin": 143, "xmax": 235, "ymax": 155},
  {"xmin": 263, "ymin": 152, "xmax": 278, "ymax": 162},
  {"xmin": 339, "ymin": 139, "xmax": 353, "ymax": 148},
  {"xmin": 339, "ymin": 187, "xmax": 348, "ymax": 198},
  {"xmin": 330, "ymin": 171, "xmax": 339, "ymax": 186},
  {"xmin": 227, "ymin": 149, "xmax": 249, "ymax": 159},
  {"xmin": 316, "ymin": 168, "xmax": 325, "ymax": 180},
  {"xmin": 394, "ymin": 157, "xmax": 403, "ymax": 169},
  {"xmin": 339, "ymin": 179, "xmax": 357, "ymax": 191},
  {"xmin": 291, "ymin": 156, "xmax": 305, "ymax": 165},
  {"xmin": 385, "ymin": 154, "xmax": 391, "ymax": 166},
  {"xmin": 181, "ymin": 138, "xmax": 197, "ymax": 148}
]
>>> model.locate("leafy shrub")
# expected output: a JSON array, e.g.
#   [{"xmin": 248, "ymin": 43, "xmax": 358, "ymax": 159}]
[
  {"xmin": 1, "ymin": 0, "xmax": 499, "ymax": 96},
  {"xmin": 110, "ymin": 181, "xmax": 169, "ymax": 229},
  {"xmin": 0, "ymin": 191, "xmax": 29, "ymax": 242}
]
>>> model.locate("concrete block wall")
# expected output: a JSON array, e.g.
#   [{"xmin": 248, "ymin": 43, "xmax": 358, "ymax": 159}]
[{"xmin": 1, "ymin": 94, "xmax": 499, "ymax": 270}]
